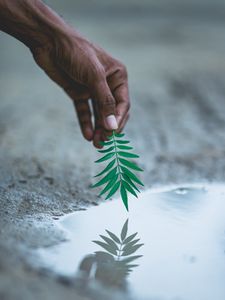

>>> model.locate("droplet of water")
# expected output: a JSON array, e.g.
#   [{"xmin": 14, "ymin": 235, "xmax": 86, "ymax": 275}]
[{"xmin": 174, "ymin": 187, "xmax": 188, "ymax": 195}]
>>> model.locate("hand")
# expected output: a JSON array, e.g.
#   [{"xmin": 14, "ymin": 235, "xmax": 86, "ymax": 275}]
[
  {"xmin": 0, "ymin": 0, "xmax": 130, "ymax": 148},
  {"xmin": 31, "ymin": 29, "xmax": 130, "ymax": 148}
]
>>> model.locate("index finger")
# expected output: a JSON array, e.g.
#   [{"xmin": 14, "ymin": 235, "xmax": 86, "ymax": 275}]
[{"xmin": 113, "ymin": 82, "xmax": 130, "ymax": 130}]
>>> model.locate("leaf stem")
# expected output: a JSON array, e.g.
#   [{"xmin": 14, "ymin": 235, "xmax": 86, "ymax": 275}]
[{"xmin": 112, "ymin": 131, "xmax": 122, "ymax": 182}]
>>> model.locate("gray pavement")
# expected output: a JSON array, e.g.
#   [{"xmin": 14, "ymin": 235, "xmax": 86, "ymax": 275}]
[{"xmin": 1, "ymin": 1, "xmax": 225, "ymax": 299}]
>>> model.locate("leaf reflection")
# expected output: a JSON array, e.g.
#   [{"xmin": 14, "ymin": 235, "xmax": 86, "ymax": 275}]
[{"xmin": 78, "ymin": 219, "xmax": 144, "ymax": 290}]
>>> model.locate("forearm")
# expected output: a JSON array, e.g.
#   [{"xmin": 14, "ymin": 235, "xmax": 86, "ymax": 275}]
[{"xmin": 0, "ymin": 0, "xmax": 69, "ymax": 49}]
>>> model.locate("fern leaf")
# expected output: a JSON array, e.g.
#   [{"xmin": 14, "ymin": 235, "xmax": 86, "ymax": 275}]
[
  {"xmin": 106, "ymin": 230, "xmax": 121, "ymax": 243},
  {"xmin": 121, "ymin": 184, "xmax": 128, "ymax": 211},
  {"xmin": 99, "ymin": 235, "xmax": 119, "ymax": 250},
  {"xmin": 122, "ymin": 239, "xmax": 140, "ymax": 251},
  {"xmin": 105, "ymin": 181, "xmax": 120, "ymax": 200},
  {"xmin": 100, "ymin": 140, "xmax": 114, "ymax": 146},
  {"xmin": 120, "ymin": 219, "xmax": 128, "ymax": 241},
  {"xmin": 94, "ymin": 159, "xmax": 116, "ymax": 177},
  {"xmin": 99, "ymin": 175, "xmax": 119, "ymax": 196},
  {"xmin": 123, "ymin": 232, "xmax": 138, "ymax": 244},
  {"xmin": 91, "ymin": 167, "xmax": 117, "ymax": 188},
  {"xmin": 119, "ymin": 158, "xmax": 143, "ymax": 172},
  {"xmin": 122, "ymin": 244, "xmax": 144, "ymax": 256},
  {"xmin": 117, "ymin": 145, "xmax": 133, "ymax": 150},
  {"xmin": 98, "ymin": 146, "xmax": 114, "ymax": 153},
  {"xmin": 93, "ymin": 241, "xmax": 118, "ymax": 255},
  {"xmin": 118, "ymin": 151, "xmax": 139, "ymax": 158},
  {"xmin": 122, "ymin": 173, "xmax": 140, "ymax": 192},
  {"xmin": 92, "ymin": 131, "xmax": 144, "ymax": 210},
  {"xmin": 115, "ymin": 133, "xmax": 125, "ymax": 138},
  {"xmin": 121, "ymin": 166, "xmax": 144, "ymax": 186},
  {"xmin": 95, "ymin": 152, "xmax": 115, "ymax": 163},
  {"xmin": 116, "ymin": 140, "xmax": 130, "ymax": 144},
  {"xmin": 93, "ymin": 219, "xmax": 144, "ymax": 280},
  {"xmin": 122, "ymin": 180, "xmax": 138, "ymax": 198}
]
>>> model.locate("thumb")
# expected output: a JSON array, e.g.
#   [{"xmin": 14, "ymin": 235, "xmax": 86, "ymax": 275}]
[{"xmin": 93, "ymin": 79, "xmax": 118, "ymax": 131}]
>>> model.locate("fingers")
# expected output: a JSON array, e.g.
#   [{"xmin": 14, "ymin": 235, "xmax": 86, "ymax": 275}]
[
  {"xmin": 92, "ymin": 79, "xmax": 118, "ymax": 131},
  {"xmin": 113, "ymin": 82, "xmax": 130, "ymax": 131},
  {"xmin": 91, "ymin": 78, "xmax": 130, "ymax": 148},
  {"xmin": 73, "ymin": 100, "xmax": 94, "ymax": 141},
  {"xmin": 117, "ymin": 112, "xmax": 130, "ymax": 133},
  {"xmin": 92, "ymin": 100, "xmax": 104, "ymax": 148}
]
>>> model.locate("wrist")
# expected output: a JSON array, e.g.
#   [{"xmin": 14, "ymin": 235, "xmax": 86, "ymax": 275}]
[{"xmin": 0, "ymin": 0, "xmax": 71, "ymax": 49}]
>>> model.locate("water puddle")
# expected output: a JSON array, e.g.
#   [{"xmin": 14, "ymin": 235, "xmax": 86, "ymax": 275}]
[{"xmin": 35, "ymin": 184, "xmax": 225, "ymax": 300}]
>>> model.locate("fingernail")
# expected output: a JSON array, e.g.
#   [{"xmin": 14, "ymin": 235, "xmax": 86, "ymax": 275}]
[
  {"xmin": 106, "ymin": 115, "xmax": 118, "ymax": 130},
  {"xmin": 84, "ymin": 128, "xmax": 93, "ymax": 141}
]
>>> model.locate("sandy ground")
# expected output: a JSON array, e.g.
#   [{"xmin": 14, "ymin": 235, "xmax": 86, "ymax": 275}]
[{"xmin": 1, "ymin": 0, "xmax": 225, "ymax": 299}]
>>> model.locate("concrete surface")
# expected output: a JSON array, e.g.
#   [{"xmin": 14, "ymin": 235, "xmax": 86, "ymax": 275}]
[{"xmin": 1, "ymin": 0, "xmax": 225, "ymax": 299}]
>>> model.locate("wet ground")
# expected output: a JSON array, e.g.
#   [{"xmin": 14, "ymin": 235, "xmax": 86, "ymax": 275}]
[{"xmin": 1, "ymin": 0, "xmax": 225, "ymax": 299}]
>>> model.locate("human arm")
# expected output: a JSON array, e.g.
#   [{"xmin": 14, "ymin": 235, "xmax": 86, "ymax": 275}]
[{"xmin": 0, "ymin": 0, "xmax": 130, "ymax": 147}]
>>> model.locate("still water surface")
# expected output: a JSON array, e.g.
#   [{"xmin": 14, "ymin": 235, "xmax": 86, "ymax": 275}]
[{"xmin": 36, "ymin": 184, "xmax": 225, "ymax": 300}]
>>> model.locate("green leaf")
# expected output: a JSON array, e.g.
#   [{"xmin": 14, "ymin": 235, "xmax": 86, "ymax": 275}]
[
  {"xmin": 93, "ymin": 131, "xmax": 144, "ymax": 210},
  {"xmin": 116, "ymin": 140, "xmax": 130, "ymax": 144},
  {"xmin": 122, "ymin": 244, "xmax": 144, "ymax": 256},
  {"xmin": 122, "ymin": 173, "xmax": 140, "ymax": 192},
  {"xmin": 106, "ymin": 230, "xmax": 121, "ymax": 244},
  {"xmin": 119, "ymin": 158, "xmax": 143, "ymax": 172},
  {"xmin": 93, "ymin": 241, "xmax": 118, "ymax": 255},
  {"xmin": 121, "ymin": 166, "xmax": 144, "ymax": 186},
  {"xmin": 105, "ymin": 181, "xmax": 120, "ymax": 200},
  {"xmin": 94, "ymin": 159, "xmax": 116, "ymax": 177},
  {"xmin": 95, "ymin": 152, "xmax": 115, "ymax": 163},
  {"xmin": 99, "ymin": 140, "xmax": 114, "ymax": 146},
  {"xmin": 107, "ymin": 133, "xmax": 115, "ymax": 139},
  {"xmin": 106, "ymin": 134, "xmax": 113, "ymax": 141},
  {"xmin": 122, "ymin": 180, "xmax": 138, "ymax": 198},
  {"xmin": 107, "ymin": 132, "xmax": 125, "ymax": 139},
  {"xmin": 99, "ymin": 235, "xmax": 119, "ymax": 250},
  {"xmin": 92, "ymin": 167, "xmax": 117, "ymax": 188},
  {"xmin": 99, "ymin": 175, "xmax": 118, "ymax": 196},
  {"xmin": 117, "ymin": 145, "xmax": 133, "ymax": 150},
  {"xmin": 118, "ymin": 151, "xmax": 139, "ymax": 158},
  {"xmin": 115, "ymin": 133, "xmax": 125, "ymax": 138},
  {"xmin": 123, "ymin": 232, "xmax": 138, "ymax": 244},
  {"xmin": 121, "ymin": 219, "xmax": 128, "ymax": 241},
  {"xmin": 98, "ymin": 146, "xmax": 114, "ymax": 153},
  {"xmin": 121, "ymin": 184, "xmax": 129, "ymax": 211}
]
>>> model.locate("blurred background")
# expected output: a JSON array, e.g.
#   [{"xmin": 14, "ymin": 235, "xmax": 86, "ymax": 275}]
[
  {"xmin": 1, "ymin": 0, "xmax": 225, "ymax": 185},
  {"xmin": 1, "ymin": 1, "xmax": 225, "ymax": 300}
]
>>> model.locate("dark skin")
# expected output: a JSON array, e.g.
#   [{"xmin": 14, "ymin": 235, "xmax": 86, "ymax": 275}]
[{"xmin": 0, "ymin": 0, "xmax": 130, "ymax": 148}]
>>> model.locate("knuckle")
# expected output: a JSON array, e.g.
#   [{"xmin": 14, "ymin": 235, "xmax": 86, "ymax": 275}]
[
  {"xmin": 115, "ymin": 62, "xmax": 128, "ymax": 80},
  {"xmin": 107, "ymin": 63, "xmax": 128, "ymax": 90},
  {"xmin": 119, "ymin": 65, "xmax": 128, "ymax": 80}
]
